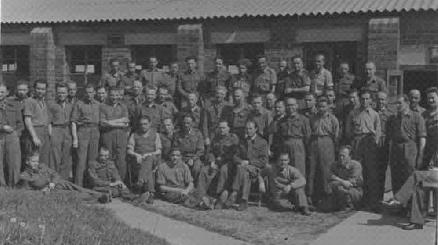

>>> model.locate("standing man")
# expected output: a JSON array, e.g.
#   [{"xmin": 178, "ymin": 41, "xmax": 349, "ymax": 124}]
[
  {"xmin": 408, "ymin": 89, "xmax": 426, "ymax": 114},
  {"xmin": 177, "ymin": 56, "xmax": 203, "ymax": 108},
  {"xmin": 0, "ymin": 83, "xmax": 23, "ymax": 187},
  {"xmin": 127, "ymin": 116, "xmax": 161, "ymax": 203},
  {"xmin": 24, "ymin": 79, "xmax": 50, "ymax": 166},
  {"xmin": 265, "ymin": 93, "xmax": 277, "ymax": 114},
  {"xmin": 10, "ymin": 81, "xmax": 29, "ymax": 166},
  {"xmin": 95, "ymin": 85, "xmax": 108, "ymax": 103},
  {"xmin": 308, "ymin": 96, "xmax": 339, "ymax": 207},
  {"xmin": 249, "ymin": 94, "xmax": 272, "ymax": 139},
  {"xmin": 345, "ymin": 91, "xmax": 381, "ymax": 211},
  {"xmin": 388, "ymin": 94, "xmax": 426, "ymax": 193},
  {"xmin": 353, "ymin": 62, "xmax": 387, "ymax": 106},
  {"xmin": 310, "ymin": 54, "xmax": 333, "ymax": 97},
  {"xmin": 172, "ymin": 114, "xmax": 205, "ymax": 184},
  {"xmin": 229, "ymin": 58, "xmax": 253, "ymax": 103},
  {"xmin": 287, "ymin": 56, "xmax": 311, "ymax": 108},
  {"xmin": 268, "ymin": 100, "xmax": 286, "ymax": 158},
  {"xmin": 340, "ymin": 89, "xmax": 360, "ymax": 144},
  {"xmin": 99, "ymin": 86, "xmax": 130, "ymax": 182},
  {"xmin": 253, "ymin": 54, "xmax": 277, "ymax": 99},
  {"xmin": 180, "ymin": 92, "xmax": 202, "ymax": 129},
  {"xmin": 335, "ymin": 62, "xmax": 355, "ymax": 110},
  {"xmin": 275, "ymin": 60, "xmax": 291, "ymax": 98},
  {"xmin": 422, "ymin": 87, "xmax": 438, "ymax": 169},
  {"xmin": 167, "ymin": 62, "xmax": 181, "ymax": 107},
  {"xmin": 201, "ymin": 86, "xmax": 233, "ymax": 146},
  {"xmin": 125, "ymin": 80, "xmax": 144, "ymax": 132},
  {"xmin": 48, "ymin": 83, "xmax": 73, "ymax": 179},
  {"xmin": 160, "ymin": 117, "xmax": 176, "ymax": 161},
  {"xmin": 100, "ymin": 58, "xmax": 124, "ymax": 88},
  {"xmin": 201, "ymin": 56, "xmax": 232, "ymax": 105},
  {"xmin": 228, "ymin": 88, "xmax": 252, "ymax": 140},
  {"xmin": 140, "ymin": 56, "xmax": 167, "ymax": 88},
  {"xmin": 299, "ymin": 92, "xmax": 318, "ymax": 119},
  {"xmin": 139, "ymin": 85, "xmax": 165, "ymax": 132},
  {"xmin": 122, "ymin": 60, "xmax": 139, "ymax": 97},
  {"xmin": 156, "ymin": 86, "xmax": 179, "ymax": 120},
  {"xmin": 277, "ymin": 98, "xmax": 310, "ymax": 177},
  {"xmin": 67, "ymin": 80, "xmax": 78, "ymax": 105},
  {"xmin": 71, "ymin": 84, "xmax": 100, "ymax": 187}
]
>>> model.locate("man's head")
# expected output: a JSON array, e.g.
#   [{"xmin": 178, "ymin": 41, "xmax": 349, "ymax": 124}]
[
  {"xmin": 0, "ymin": 83, "xmax": 7, "ymax": 101},
  {"xmin": 215, "ymin": 86, "xmax": 227, "ymax": 102},
  {"xmin": 16, "ymin": 81, "xmax": 29, "ymax": 99},
  {"xmin": 359, "ymin": 91, "xmax": 372, "ymax": 109},
  {"xmin": 339, "ymin": 62, "xmax": 350, "ymax": 76},
  {"xmin": 67, "ymin": 81, "xmax": 77, "ymax": 98},
  {"xmin": 238, "ymin": 58, "xmax": 251, "ymax": 74},
  {"xmin": 218, "ymin": 120, "xmax": 230, "ymax": 136},
  {"xmin": 34, "ymin": 79, "xmax": 47, "ymax": 99},
  {"xmin": 158, "ymin": 87, "xmax": 170, "ymax": 102},
  {"xmin": 266, "ymin": 93, "xmax": 277, "ymax": 110},
  {"xmin": 55, "ymin": 83, "xmax": 68, "ymax": 102},
  {"xmin": 132, "ymin": 80, "xmax": 143, "ymax": 97},
  {"xmin": 109, "ymin": 58, "xmax": 120, "ymax": 73},
  {"xmin": 338, "ymin": 145, "xmax": 352, "ymax": 164},
  {"xmin": 182, "ymin": 114, "xmax": 194, "ymax": 131},
  {"xmin": 317, "ymin": 96, "xmax": 329, "ymax": 115},
  {"xmin": 170, "ymin": 62, "xmax": 179, "ymax": 74},
  {"xmin": 286, "ymin": 97, "xmax": 298, "ymax": 116},
  {"xmin": 145, "ymin": 85, "xmax": 157, "ymax": 103},
  {"xmin": 257, "ymin": 54, "xmax": 268, "ymax": 70},
  {"xmin": 233, "ymin": 89, "xmax": 244, "ymax": 106},
  {"xmin": 426, "ymin": 87, "xmax": 438, "ymax": 109},
  {"xmin": 314, "ymin": 54, "xmax": 325, "ymax": 70},
  {"xmin": 279, "ymin": 60, "xmax": 288, "ymax": 72},
  {"xmin": 162, "ymin": 117, "xmax": 174, "ymax": 134},
  {"xmin": 138, "ymin": 116, "xmax": 151, "ymax": 133},
  {"xmin": 108, "ymin": 86, "xmax": 120, "ymax": 104},
  {"xmin": 95, "ymin": 85, "xmax": 107, "ymax": 102},
  {"xmin": 245, "ymin": 120, "xmax": 258, "ymax": 138},
  {"xmin": 188, "ymin": 92, "xmax": 198, "ymax": 108},
  {"xmin": 251, "ymin": 94, "xmax": 263, "ymax": 111},
  {"xmin": 169, "ymin": 148, "xmax": 182, "ymax": 165},
  {"xmin": 149, "ymin": 57, "xmax": 158, "ymax": 70},
  {"xmin": 98, "ymin": 147, "xmax": 110, "ymax": 162},
  {"xmin": 292, "ymin": 56, "xmax": 303, "ymax": 71},
  {"xmin": 275, "ymin": 100, "xmax": 286, "ymax": 117},
  {"xmin": 127, "ymin": 60, "xmax": 136, "ymax": 74},
  {"xmin": 408, "ymin": 89, "xmax": 421, "ymax": 109},
  {"xmin": 396, "ymin": 94, "xmax": 410, "ymax": 114},
  {"xmin": 277, "ymin": 152, "xmax": 290, "ymax": 170},
  {"xmin": 349, "ymin": 89, "xmax": 359, "ymax": 106},
  {"xmin": 26, "ymin": 152, "xmax": 40, "ymax": 170},
  {"xmin": 365, "ymin": 62, "xmax": 376, "ymax": 79},
  {"xmin": 85, "ymin": 84, "xmax": 96, "ymax": 101},
  {"xmin": 215, "ymin": 56, "xmax": 224, "ymax": 71},
  {"xmin": 377, "ymin": 91, "xmax": 388, "ymax": 110},
  {"xmin": 325, "ymin": 89, "xmax": 336, "ymax": 104},
  {"xmin": 185, "ymin": 56, "xmax": 197, "ymax": 71},
  {"xmin": 304, "ymin": 92, "xmax": 316, "ymax": 109}
]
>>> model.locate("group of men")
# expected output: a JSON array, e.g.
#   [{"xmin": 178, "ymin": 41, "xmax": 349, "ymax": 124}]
[{"xmin": 0, "ymin": 53, "xmax": 437, "ymax": 227}]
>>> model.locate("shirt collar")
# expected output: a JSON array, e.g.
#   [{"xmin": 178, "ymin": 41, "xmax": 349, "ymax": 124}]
[{"xmin": 246, "ymin": 134, "xmax": 257, "ymax": 141}]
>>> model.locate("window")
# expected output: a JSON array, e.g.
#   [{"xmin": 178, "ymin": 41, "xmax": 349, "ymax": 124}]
[
  {"xmin": 1, "ymin": 45, "xmax": 29, "ymax": 76},
  {"xmin": 216, "ymin": 43, "xmax": 264, "ymax": 73},
  {"xmin": 66, "ymin": 45, "xmax": 102, "ymax": 75},
  {"xmin": 131, "ymin": 45, "xmax": 175, "ymax": 71}
]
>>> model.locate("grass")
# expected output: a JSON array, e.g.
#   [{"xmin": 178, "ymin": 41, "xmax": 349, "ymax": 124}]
[
  {"xmin": 134, "ymin": 199, "xmax": 355, "ymax": 245},
  {"xmin": 0, "ymin": 189, "xmax": 169, "ymax": 245}
]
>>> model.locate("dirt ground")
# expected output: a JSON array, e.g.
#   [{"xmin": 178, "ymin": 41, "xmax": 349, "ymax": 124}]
[{"xmin": 135, "ymin": 199, "xmax": 354, "ymax": 245}]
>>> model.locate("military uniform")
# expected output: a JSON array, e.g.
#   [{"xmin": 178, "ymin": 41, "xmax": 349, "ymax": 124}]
[
  {"xmin": 277, "ymin": 114, "xmax": 311, "ymax": 176},
  {"xmin": 0, "ymin": 99, "xmax": 23, "ymax": 186},
  {"xmin": 140, "ymin": 68, "xmax": 167, "ymax": 88},
  {"xmin": 87, "ymin": 158, "xmax": 131, "ymax": 197},
  {"xmin": 352, "ymin": 76, "xmax": 387, "ymax": 106},
  {"xmin": 201, "ymin": 100, "xmax": 233, "ymax": 140},
  {"xmin": 376, "ymin": 106, "xmax": 393, "ymax": 197},
  {"xmin": 177, "ymin": 69, "xmax": 203, "ymax": 108},
  {"xmin": 249, "ymin": 107, "xmax": 272, "ymax": 139},
  {"xmin": 180, "ymin": 105, "xmax": 202, "ymax": 130},
  {"xmin": 71, "ymin": 99, "xmax": 100, "ymax": 186},
  {"xmin": 299, "ymin": 107, "xmax": 318, "ymax": 119},
  {"xmin": 158, "ymin": 100, "xmax": 179, "ymax": 121},
  {"xmin": 310, "ymin": 68, "xmax": 333, "ymax": 96},
  {"xmin": 287, "ymin": 69, "xmax": 311, "ymax": 108},
  {"xmin": 227, "ymin": 105, "xmax": 252, "ymax": 140},
  {"xmin": 253, "ymin": 67, "xmax": 277, "ymax": 96},
  {"xmin": 125, "ymin": 95, "xmax": 145, "ymax": 131},
  {"xmin": 159, "ymin": 131, "xmax": 174, "ymax": 161},
  {"xmin": 267, "ymin": 114, "xmax": 285, "ymax": 157},
  {"xmin": 423, "ymin": 109, "xmax": 438, "ymax": 168},
  {"xmin": 48, "ymin": 100, "xmax": 73, "ymax": 179},
  {"xmin": 308, "ymin": 112, "xmax": 339, "ymax": 203},
  {"xmin": 411, "ymin": 105, "xmax": 426, "ymax": 115},
  {"xmin": 275, "ymin": 70, "xmax": 291, "ymax": 99},
  {"xmin": 388, "ymin": 110, "xmax": 426, "ymax": 193},
  {"xmin": 172, "ymin": 128, "xmax": 205, "ymax": 184},
  {"xmin": 100, "ymin": 71, "xmax": 125, "ymax": 88},
  {"xmin": 139, "ymin": 103, "xmax": 165, "ymax": 132},
  {"xmin": 230, "ymin": 73, "xmax": 252, "ymax": 101},
  {"xmin": 335, "ymin": 73, "xmax": 355, "ymax": 109},
  {"xmin": 201, "ymin": 69, "xmax": 232, "ymax": 103}
]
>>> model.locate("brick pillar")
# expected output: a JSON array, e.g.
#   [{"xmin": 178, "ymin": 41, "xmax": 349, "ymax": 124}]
[
  {"xmin": 30, "ymin": 27, "xmax": 56, "ymax": 101},
  {"xmin": 177, "ymin": 24, "xmax": 205, "ymax": 74},
  {"xmin": 368, "ymin": 18, "xmax": 400, "ymax": 79},
  {"xmin": 204, "ymin": 48, "xmax": 216, "ymax": 73},
  {"xmin": 102, "ymin": 47, "xmax": 132, "ymax": 73},
  {"xmin": 55, "ymin": 46, "xmax": 69, "ymax": 84}
]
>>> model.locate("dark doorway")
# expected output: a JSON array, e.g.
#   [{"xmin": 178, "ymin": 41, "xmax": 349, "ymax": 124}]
[{"xmin": 403, "ymin": 70, "xmax": 438, "ymax": 108}]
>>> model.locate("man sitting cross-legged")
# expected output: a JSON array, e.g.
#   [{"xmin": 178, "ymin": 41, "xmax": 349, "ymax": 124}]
[
  {"xmin": 265, "ymin": 152, "xmax": 310, "ymax": 215},
  {"xmin": 17, "ymin": 152, "xmax": 100, "ymax": 199},
  {"xmin": 156, "ymin": 147, "xmax": 215, "ymax": 210},
  {"xmin": 127, "ymin": 116, "xmax": 162, "ymax": 204},
  {"xmin": 87, "ymin": 147, "xmax": 136, "ymax": 203}
]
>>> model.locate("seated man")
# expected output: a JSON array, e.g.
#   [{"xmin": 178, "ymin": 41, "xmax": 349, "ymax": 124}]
[
  {"xmin": 127, "ymin": 116, "xmax": 162, "ymax": 204},
  {"xmin": 383, "ymin": 169, "xmax": 438, "ymax": 230},
  {"xmin": 265, "ymin": 152, "xmax": 310, "ymax": 215},
  {"xmin": 322, "ymin": 145, "xmax": 363, "ymax": 212},
  {"xmin": 18, "ymin": 152, "xmax": 99, "ymax": 198},
  {"xmin": 87, "ymin": 147, "xmax": 136, "ymax": 203},
  {"xmin": 197, "ymin": 120, "xmax": 240, "ymax": 209},
  {"xmin": 227, "ymin": 120, "xmax": 269, "ymax": 211},
  {"xmin": 156, "ymin": 148, "xmax": 214, "ymax": 209}
]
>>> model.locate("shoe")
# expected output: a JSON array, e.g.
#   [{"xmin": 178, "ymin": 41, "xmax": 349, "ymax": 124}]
[
  {"xmin": 381, "ymin": 198, "xmax": 401, "ymax": 207},
  {"xmin": 146, "ymin": 193, "xmax": 154, "ymax": 204},
  {"xmin": 219, "ymin": 190, "xmax": 229, "ymax": 204},
  {"xmin": 402, "ymin": 223, "xmax": 423, "ymax": 230},
  {"xmin": 225, "ymin": 191, "xmax": 237, "ymax": 208},
  {"xmin": 301, "ymin": 207, "xmax": 311, "ymax": 216},
  {"xmin": 199, "ymin": 197, "xmax": 215, "ymax": 210},
  {"xmin": 137, "ymin": 192, "xmax": 151, "ymax": 204},
  {"xmin": 98, "ymin": 193, "xmax": 111, "ymax": 204},
  {"xmin": 236, "ymin": 201, "xmax": 248, "ymax": 211}
]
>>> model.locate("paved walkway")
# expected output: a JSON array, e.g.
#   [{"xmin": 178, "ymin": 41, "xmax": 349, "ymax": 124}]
[
  {"xmin": 103, "ymin": 199, "xmax": 251, "ymax": 245},
  {"xmin": 310, "ymin": 211, "xmax": 435, "ymax": 245}
]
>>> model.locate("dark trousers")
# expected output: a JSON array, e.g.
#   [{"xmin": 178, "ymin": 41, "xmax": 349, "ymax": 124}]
[
  {"xmin": 0, "ymin": 131, "xmax": 21, "ymax": 186},
  {"xmin": 281, "ymin": 138, "xmax": 306, "ymax": 176},
  {"xmin": 377, "ymin": 136, "xmax": 389, "ymax": 201},
  {"xmin": 183, "ymin": 158, "xmax": 202, "ymax": 186},
  {"xmin": 101, "ymin": 129, "xmax": 128, "ymax": 182},
  {"xmin": 75, "ymin": 126, "xmax": 100, "ymax": 187},
  {"xmin": 93, "ymin": 185, "xmax": 133, "ymax": 198},
  {"xmin": 50, "ymin": 126, "xmax": 72, "ymax": 179},
  {"xmin": 131, "ymin": 155, "xmax": 156, "ymax": 193},
  {"xmin": 391, "ymin": 140, "xmax": 417, "ymax": 194},
  {"xmin": 327, "ymin": 181, "xmax": 363, "ymax": 210},
  {"xmin": 308, "ymin": 136, "xmax": 334, "ymax": 203},
  {"xmin": 32, "ymin": 127, "xmax": 51, "ymax": 167},
  {"xmin": 232, "ymin": 164, "xmax": 269, "ymax": 201}
]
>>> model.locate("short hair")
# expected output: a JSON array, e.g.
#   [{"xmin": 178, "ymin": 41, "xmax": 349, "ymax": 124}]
[
  {"xmin": 34, "ymin": 79, "xmax": 48, "ymax": 88},
  {"xmin": 238, "ymin": 58, "xmax": 252, "ymax": 67},
  {"xmin": 349, "ymin": 89, "xmax": 359, "ymax": 96},
  {"xmin": 315, "ymin": 54, "xmax": 325, "ymax": 61},
  {"xmin": 127, "ymin": 59, "xmax": 136, "ymax": 65},
  {"xmin": 426, "ymin": 87, "xmax": 438, "ymax": 96},
  {"xmin": 214, "ymin": 55, "xmax": 224, "ymax": 62},
  {"xmin": 325, "ymin": 89, "xmax": 335, "ymax": 95},
  {"xmin": 246, "ymin": 119, "xmax": 259, "ymax": 129},
  {"xmin": 275, "ymin": 99, "xmax": 285, "ymax": 106},
  {"xmin": 233, "ymin": 88, "xmax": 244, "ymax": 94},
  {"xmin": 67, "ymin": 80, "xmax": 77, "ymax": 85},
  {"xmin": 304, "ymin": 92, "xmax": 316, "ymax": 99},
  {"xmin": 158, "ymin": 86, "xmax": 169, "ymax": 92},
  {"xmin": 188, "ymin": 91, "xmax": 198, "ymax": 98},
  {"xmin": 139, "ymin": 115, "xmax": 151, "ymax": 123},
  {"xmin": 26, "ymin": 151, "xmax": 39, "ymax": 160},
  {"xmin": 108, "ymin": 86, "xmax": 121, "ymax": 93},
  {"xmin": 256, "ymin": 54, "xmax": 267, "ymax": 60},
  {"xmin": 292, "ymin": 55, "xmax": 303, "ymax": 61},
  {"xmin": 183, "ymin": 113, "xmax": 196, "ymax": 122},
  {"xmin": 162, "ymin": 117, "xmax": 174, "ymax": 124},
  {"xmin": 317, "ymin": 96, "xmax": 329, "ymax": 104},
  {"xmin": 185, "ymin": 55, "xmax": 197, "ymax": 62},
  {"xmin": 55, "ymin": 83, "xmax": 68, "ymax": 90},
  {"xmin": 95, "ymin": 85, "xmax": 107, "ymax": 92},
  {"xmin": 145, "ymin": 85, "xmax": 158, "ymax": 93},
  {"xmin": 85, "ymin": 84, "xmax": 96, "ymax": 91},
  {"xmin": 365, "ymin": 61, "xmax": 376, "ymax": 69},
  {"xmin": 109, "ymin": 58, "xmax": 120, "ymax": 64},
  {"xmin": 278, "ymin": 152, "xmax": 290, "ymax": 159},
  {"xmin": 149, "ymin": 56, "xmax": 158, "ymax": 61},
  {"xmin": 218, "ymin": 120, "xmax": 229, "ymax": 126},
  {"xmin": 266, "ymin": 92, "xmax": 277, "ymax": 99},
  {"xmin": 339, "ymin": 145, "xmax": 352, "ymax": 155},
  {"xmin": 359, "ymin": 90, "xmax": 371, "ymax": 97},
  {"xmin": 215, "ymin": 86, "xmax": 227, "ymax": 93},
  {"xmin": 17, "ymin": 79, "xmax": 29, "ymax": 88},
  {"xmin": 397, "ymin": 94, "xmax": 409, "ymax": 103},
  {"xmin": 169, "ymin": 147, "xmax": 182, "ymax": 154},
  {"xmin": 339, "ymin": 62, "xmax": 350, "ymax": 67},
  {"xmin": 251, "ymin": 93, "xmax": 263, "ymax": 101},
  {"xmin": 100, "ymin": 146, "xmax": 110, "ymax": 153},
  {"xmin": 0, "ymin": 82, "xmax": 6, "ymax": 89}
]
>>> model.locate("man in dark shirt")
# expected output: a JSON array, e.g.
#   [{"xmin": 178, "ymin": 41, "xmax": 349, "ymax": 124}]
[
  {"xmin": 352, "ymin": 62, "xmax": 387, "ymax": 107},
  {"xmin": 201, "ymin": 56, "xmax": 232, "ymax": 105},
  {"xmin": 139, "ymin": 85, "xmax": 166, "ymax": 132},
  {"xmin": 408, "ymin": 89, "xmax": 426, "ymax": 115},
  {"xmin": 177, "ymin": 56, "xmax": 203, "ymax": 108},
  {"xmin": 100, "ymin": 58, "xmax": 125, "ymax": 88},
  {"xmin": 287, "ymin": 56, "xmax": 311, "ymax": 108}
]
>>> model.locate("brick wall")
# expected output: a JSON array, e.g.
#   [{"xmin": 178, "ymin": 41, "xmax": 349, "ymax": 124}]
[
  {"xmin": 177, "ymin": 24, "xmax": 205, "ymax": 74},
  {"xmin": 101, "ymin": 47, "xmax": 132, "ymax": 73},
  {"xmin": 55, "ymin": 46, "xmax": 69, "ymax": 84},
  {"xmin": 204, "ymin": 48, "xmax": 216, "ymax": 73}
]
